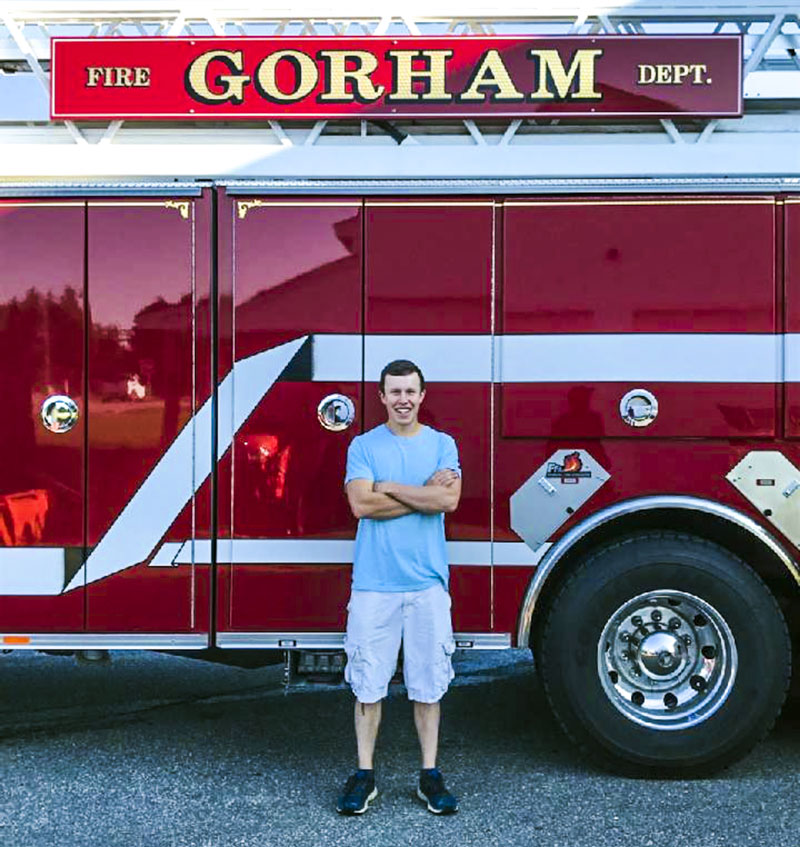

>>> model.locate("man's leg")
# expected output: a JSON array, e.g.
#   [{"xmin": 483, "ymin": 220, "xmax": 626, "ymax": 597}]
[
  {"xmin": 403, "ymin": 585, "xmax": 458, "ymax": 814},
  {"xmin": 338, "ymin": 591, "xmax": 402, "ymax": 815},
  {"xmin": 355, "ymin": 700, "xmax": 382, "ymax": 770},
  {"xmin": 413, "ymin": 700, "xmax": 440, "ymax": 769}
]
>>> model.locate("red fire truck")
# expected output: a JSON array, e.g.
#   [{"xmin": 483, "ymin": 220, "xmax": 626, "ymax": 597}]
[{"xmin": 2, "ymin": 2, "xmax": 800, "ymax": 775}]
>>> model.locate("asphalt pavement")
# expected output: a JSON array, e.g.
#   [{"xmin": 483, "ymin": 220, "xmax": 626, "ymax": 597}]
[{"xmin": 0, "ymin": 648, "xmax": 799, "ymax": 847}]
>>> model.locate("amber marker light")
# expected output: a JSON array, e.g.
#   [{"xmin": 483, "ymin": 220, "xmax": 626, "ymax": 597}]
[{"xmin": 2, "ymin": 635, "xmax": 31, "ymax": 645}]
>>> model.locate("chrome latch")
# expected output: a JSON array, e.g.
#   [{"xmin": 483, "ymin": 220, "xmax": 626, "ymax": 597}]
[
  {"xmin": 619, "ymin": 388, "xmax": 659, "ymax": 428},
  {"xmin": 40, "ymin": 395, "xmax": 80, "ymax": 434},
  {"xmin": 317, "ymin": 394, "xmax": 356, "ymax": 432}
]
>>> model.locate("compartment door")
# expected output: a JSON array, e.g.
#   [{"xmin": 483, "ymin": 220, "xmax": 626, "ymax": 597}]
[
  {"xmin": 785, "ymin": 198, "xmax": 800, "ymax": 437},
  {"xmin": 220, "ymin": 197, "xmax": 363, "ymax": 635},
  {"xmin": 0, "ymin": 202, "xmax": 86, "ymax": 633},
  {"xmin": 501, "ymin": 197, "xmax": 778, "ymax": 440},
  {"xmin": 364, "ymin": 200, "xmax": 494, "ymax": 634},
  {"xmin": 83, "ymin": 197, "xmax": 212, "ymax": 636}
]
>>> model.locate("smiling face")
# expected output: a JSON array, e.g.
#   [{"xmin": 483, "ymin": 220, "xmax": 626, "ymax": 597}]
[{"xmin": 380, "ymin": 371, "xmax": 426, "ymax": 434}]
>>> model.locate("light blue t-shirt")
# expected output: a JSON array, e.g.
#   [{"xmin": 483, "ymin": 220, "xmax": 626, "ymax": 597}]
[{"xmin": 345, "ymin": 424, "xmax": 460, "ymax": 592}]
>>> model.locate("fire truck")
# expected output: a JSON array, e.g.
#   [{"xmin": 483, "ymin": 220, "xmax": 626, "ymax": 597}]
[{"xmin": 2, "ymin": 1, "xmax": 800, "ymax": 775}]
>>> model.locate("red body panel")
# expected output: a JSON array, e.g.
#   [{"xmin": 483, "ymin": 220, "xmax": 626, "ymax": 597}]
[
  {"xmin": 365, "ymin": 201, "xmax": 493, "ymax": 333},
  {"xmin": 364, "ymin": 202, "xmax": 494, "ymax": 631},
  {"xmin": 84, "ymin": 198, "xmax": 210, "ymax": 632},
  {"xmin": 502, "ymin": 382, "xmax": 776, "ymax": 438},
  {"xmin": 4, "ymin": 192, "xmax": 800, "ymax": 650},
  {"xmin": 221, "ymin": 199, "xmax": 363, "ymax": 632},
  {"xmin": 0, "ymin": 203, "xmax": 85, "ymax": 632},
  {"xmin": 785, "ymin": 200, "xmax": 800, "ymax": 438},
  {"xmin": 503, "ymin": 199, "xmax": 776, "ymax": 335}
]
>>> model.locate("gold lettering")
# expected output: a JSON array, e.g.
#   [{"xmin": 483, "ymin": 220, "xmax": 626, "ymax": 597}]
[
  {"xmin": 133, "ymin": 67, "xmax": 150, "ymax": 87},
  {"xmin": 529, "ymin": 48, "xmax": 603, "ymax": 100},
  {"xmin": 85, "ymin": 67, "xmax": 103, "ymax": 87},
  {"xmin": 114, "ymin": 67, "xmax": 133, "ymax": 87},
  {"xmin": 317, "ymin": 50, "xmax": 384, "ymax": 102},
  {"xmin": 385, "ymin": 50, "xmax": 453, "ymax": 102},
  {"xmin": 691, "ymin": 64, "xmax": 708, "ymax": 84},
  {"xmin": 672, "ymin": 64, "xmax": 691, "ymax": 84},
  {"xmin": 86, "ymin": 66, "xmax": 151, "ymax": 87},
  {"xmin": 656, "ymin": 65, "xmax": 671, "ymax": 84},
  {"xmin": 185, "ymin": 50, "xmax": 250, "ymax": 104},
  {"xmin": 637, "ymin": 64, "xmax": 655, "ymax": 85},
  {"xmin": 458, "ymin": 50, "xmax": 524, "ymax": 101},
  {"xmin": 255, "ymin": 50, "xmax": 318, "ymax": 102}
]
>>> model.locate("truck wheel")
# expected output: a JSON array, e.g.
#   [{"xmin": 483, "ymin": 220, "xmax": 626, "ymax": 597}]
[{"xmin": 539, "ymin": 532, "xmax": 791, "ymax": 775}]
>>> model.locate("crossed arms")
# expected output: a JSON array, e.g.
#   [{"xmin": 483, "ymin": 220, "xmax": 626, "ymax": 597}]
[{"xmin": 346, "ymin": 469, "xmax": 461, "ymax": 520}]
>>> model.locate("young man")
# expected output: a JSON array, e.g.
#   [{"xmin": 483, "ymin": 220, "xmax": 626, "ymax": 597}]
[{"xmin": 337, "ymin": 359, "xmax": 462, "ymax": 816}]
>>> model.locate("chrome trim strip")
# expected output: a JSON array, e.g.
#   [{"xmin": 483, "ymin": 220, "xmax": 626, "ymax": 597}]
[
  {"xmin": 516, "ymin": 495, "xmax": 800, "ymax": 649},
  {"xmin": 453, "ymin": 633, "xmax": 511, "ymax": 649},
  {"xmin": 0, "ymin": 182, "xmax": 204, "ymax": 197},
  {"xmin": 222, "ymin": 178, "xmax": 800, "ymax": 196},
  {"xmin": 0, "ymin": 633, "xmax": 209, "ymax": 650},
  {"xmin": 216, "ymin": 632, "xmax": 510, "ymax": 650},
  {"xmin": 217, "ymin": 632, "xmax": 346, "ymax": 649}
]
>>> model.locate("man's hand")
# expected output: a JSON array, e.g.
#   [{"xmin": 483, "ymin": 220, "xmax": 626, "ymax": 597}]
[{"xmin": 426, "ymin": 469, "xmax": 459, "ymax": 488}]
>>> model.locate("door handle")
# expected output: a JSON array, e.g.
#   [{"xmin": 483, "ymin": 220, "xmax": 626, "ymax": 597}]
[
  {"xmin": 40, "ymin": 395, "xmax": 80, "ymax": 433},
  {"xmin": 317, "ymin": 394, "xmax": 356, "ymax": 431}
]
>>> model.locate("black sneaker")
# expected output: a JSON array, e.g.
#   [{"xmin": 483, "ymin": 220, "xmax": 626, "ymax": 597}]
[
  {"xmin": 336, "ymin": 769, "xmax": 377, "ymax": 815},
  {"xmin": 417, "ymin": 768, "xmax": 458, "ymax": 815}
]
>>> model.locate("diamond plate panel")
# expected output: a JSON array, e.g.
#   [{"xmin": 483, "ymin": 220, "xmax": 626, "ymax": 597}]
[
  {"xmin": 727, "ymin": 450, "xmax": 800, "ymax": 548},
  {"xmin": 510, "ymin": 449, "xmax": 611, "ymax": 549}
]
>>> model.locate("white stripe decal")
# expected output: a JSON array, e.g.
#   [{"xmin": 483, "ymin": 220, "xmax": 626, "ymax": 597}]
[
  {"xmin": 311, "ymin": 333, "xmax": 786, "ymax": 384},
  {"xmin": 312, "ymin": 335, "xmax": 362, "ymax": 383},
  {"xmin": 0, "ymin": 549, "xmax": 65, "ymax": 595},
  {"xmin": 365, "ymin": 335, "xmax": 493, "ymax": 383},
  {"xmin": 499, "ymin": 334, "xmax": 781, "ymax": 384},
  {"xmin": 784, "ymin": 334, "xmax": 800, "ymax": 381},
  {"xmin": 64, "ymin": 338, "xmax": 306, "ymax": 592},
  {"xmin": 0, "ymin": 539, "xmax": 544, "ymax": 596},
  {"xmin": 147, "ymin": 539, "xmax": 546, "ymax": 567},
  {"xmin": 7, "ymin": 328, "xmax": 793, "ymax": 597}
]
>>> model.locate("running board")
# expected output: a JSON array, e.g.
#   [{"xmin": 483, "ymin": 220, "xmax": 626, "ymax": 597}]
[
  {"xmin": 0, "ymin": 633, "xmax": 208, "ymax": 650},
  {"xmin": 215, "ymin": 632, "xmax": 511, "ymax": 650}
]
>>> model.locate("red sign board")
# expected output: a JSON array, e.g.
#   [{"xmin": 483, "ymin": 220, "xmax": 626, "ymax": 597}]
[{"xmin": 51, "ymin": 36, "xmax": 742, "ymax": 120}]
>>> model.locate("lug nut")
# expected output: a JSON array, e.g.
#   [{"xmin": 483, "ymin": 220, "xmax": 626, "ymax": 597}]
[
  {"xmin": 681, "ymin": 634, "xmax": 692, "ymax": 645},
  {"xmin": 632, "ymin": 615, "xmax": 643, "ymax": 627},
  {"xmin": 651, "ymin": 610, "xmax": 662, "ymax": 622},
  {"xmin": 619, "ymin": 631, "xmax": 631, "ymax": 642},
  {"xmin": 668, "ymin": 617, "xmax": 682, "ymax": 630}
]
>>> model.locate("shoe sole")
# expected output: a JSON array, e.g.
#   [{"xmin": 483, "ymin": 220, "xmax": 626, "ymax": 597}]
[
  {"xmin": 337, "ymin": 786, "xmax": 378, "ymax": 816},
  {"xmin": 416, "ymin": 787, "xmax": 458, "ymax": 815}
]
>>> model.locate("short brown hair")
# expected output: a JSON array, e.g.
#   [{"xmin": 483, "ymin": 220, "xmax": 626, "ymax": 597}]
[{"xmin": 379, "ymin": 359, "xmax": 426, "ymax": 393}]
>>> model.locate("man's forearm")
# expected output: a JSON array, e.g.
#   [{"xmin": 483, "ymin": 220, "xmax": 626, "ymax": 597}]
[
  {"xmin": 354, "ymin": 491, "xmax": 414, "ymax": 519},
  {"xmin": 378, "ymin": 482, "xmax": 458, "ymax": 514}
]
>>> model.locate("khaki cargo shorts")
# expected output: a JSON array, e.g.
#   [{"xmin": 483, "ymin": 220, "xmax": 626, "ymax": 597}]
[{"xmin": 344, "ymin": 583, "xmax": 456, "ymax": 704}]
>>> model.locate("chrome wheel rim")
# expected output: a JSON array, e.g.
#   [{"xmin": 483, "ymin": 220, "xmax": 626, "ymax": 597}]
[{"xmin": 597, "ymin": 589, "xmax": 737, "ymax": 730}]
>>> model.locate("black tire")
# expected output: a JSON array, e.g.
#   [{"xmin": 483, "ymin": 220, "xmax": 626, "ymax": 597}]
[{"xmin": 539, "ymin": 532, "xmax": 791, "ymax": 776}]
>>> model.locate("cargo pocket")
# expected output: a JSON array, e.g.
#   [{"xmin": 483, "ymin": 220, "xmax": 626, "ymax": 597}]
[
  {"xmin": 344, "ymin": 641, "xmax": 365, "ymax": 694},
  {"xmin": 435, "ymin": 638, "xmax": 456, "ymax": 697}
]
